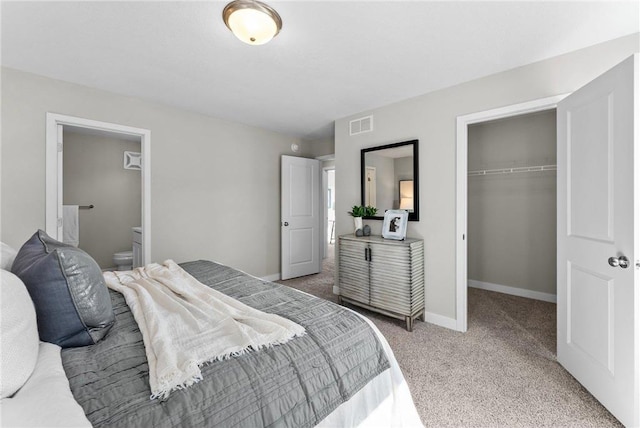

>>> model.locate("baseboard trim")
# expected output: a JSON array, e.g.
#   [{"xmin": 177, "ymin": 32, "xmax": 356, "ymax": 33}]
[
  {"xmin": 468, "ymin": 279, "xmax": 557, "ymax": 303},
  {"xmin": 261, "ymin": 273, "xmax": 281, "ymax": 282},
  {"xmin": 424, "ymin": 311, "xmax": 458, "ymax": 331}
]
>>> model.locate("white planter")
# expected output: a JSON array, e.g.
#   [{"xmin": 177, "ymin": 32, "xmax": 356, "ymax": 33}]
[{"xmin": 353, "ymin": 217, "xmax": 363, "ymax": 232}]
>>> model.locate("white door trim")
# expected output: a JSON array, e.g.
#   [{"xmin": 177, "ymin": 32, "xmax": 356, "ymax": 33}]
[
  {"xmin": 455, "ymin": 94, "xmax": 568, "ymax": 332},
  {"xmin": 45, "ymin": 113, "xmax": 152, "ymax": 265}
]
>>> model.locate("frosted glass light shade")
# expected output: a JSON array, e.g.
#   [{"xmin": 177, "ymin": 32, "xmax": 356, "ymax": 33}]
[
  {"xmin": 399, "ymin": 197, "xmax": 414, "ymax": 211},
  {"xmin": 223, "ymin": 1, "xmax": 282, "ymax": 46}
]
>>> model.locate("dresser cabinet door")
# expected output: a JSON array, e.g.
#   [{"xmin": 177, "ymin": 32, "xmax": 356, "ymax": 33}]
[
  {"xmin": 369, "ymin": 244, "xmax": 412, "ymax": 314},
  {"xmin": 339, "ymin": 239, "xmax": 370, "ymax": 304}
]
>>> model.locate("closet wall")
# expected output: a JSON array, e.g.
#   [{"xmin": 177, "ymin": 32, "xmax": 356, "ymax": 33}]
[{"xmin": 467, "ymin": 110, "xmax": 557, "ymax": 298}]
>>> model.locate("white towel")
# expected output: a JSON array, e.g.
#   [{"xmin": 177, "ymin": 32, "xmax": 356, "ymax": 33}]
[
  {"xmin": 104, "ymin": 260, "xmax": 305, "ymax": 400},
  {"xmin": 62, "ymin": 205, "xmax": 79, "ymax": 247}
]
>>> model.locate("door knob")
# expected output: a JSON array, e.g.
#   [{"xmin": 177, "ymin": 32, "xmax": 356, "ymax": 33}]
[
  {"xmin": 608, "ymin": 255, "xmax": 629, "ymax": 269},
  {"xmin": 283, "ymin": 222, "xmax": 289, "ymax": 226}
]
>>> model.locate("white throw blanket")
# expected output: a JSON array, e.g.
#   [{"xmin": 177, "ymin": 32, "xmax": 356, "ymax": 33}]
[{"xmin": 104, "ymin": 260, "xmax": 305, "ymax": 400}]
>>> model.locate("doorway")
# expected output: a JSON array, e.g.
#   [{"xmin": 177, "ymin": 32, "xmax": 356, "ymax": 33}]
[
  {"xmin": 467, "ymin": 110, "xmax": 557, "ymax": 303},
  {"xmin": 45, "ymin": 113, "xmax": 151, "ymax": 265},
  {"xmin": 323, "ymin": 167, "xmax": 336, "ymax": 261},
  {"xmin": 455, "ymin": 95, "xmax": 567, "ymax": 332},
  {"xmin": 62, "ymin": 128, "xmax": 142, "ymax": 269},
  {"xmin": 465, "ymin": 109, "xmax": 559, "ymax": 360}
]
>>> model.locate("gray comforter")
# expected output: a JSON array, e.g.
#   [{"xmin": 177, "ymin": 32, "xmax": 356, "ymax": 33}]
[{"xmin": 61, "ymin": 260, "xmax": 390, "ymax": 427}]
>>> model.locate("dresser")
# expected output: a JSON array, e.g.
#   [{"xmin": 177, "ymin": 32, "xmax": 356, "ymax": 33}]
[{"xmin": 338, "ymin": 234, "xmax": 425, "ymax": 331}]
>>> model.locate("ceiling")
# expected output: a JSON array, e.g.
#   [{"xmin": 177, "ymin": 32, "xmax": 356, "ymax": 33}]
[{"xmin": 2, "ymin": 1, "xmax": 638, "ymax": 141}]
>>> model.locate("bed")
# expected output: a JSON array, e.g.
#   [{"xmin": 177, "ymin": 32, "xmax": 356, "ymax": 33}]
[{"xmin": 57, "ymin": 260, "xmax": 423, "ymax": 427}]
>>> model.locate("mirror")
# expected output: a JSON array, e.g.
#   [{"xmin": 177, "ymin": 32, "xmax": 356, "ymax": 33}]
[{"xmin": 361, "ymin": 139, "xmax": 419, "ymax": 221}]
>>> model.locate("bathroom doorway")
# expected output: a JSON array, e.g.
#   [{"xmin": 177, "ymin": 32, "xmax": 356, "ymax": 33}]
[
  {"xmin": 62, "ymin": 128, "xmax": 141, "ymax": 270},
  {"xmin": 45, "ymin": 113, "xmax": 151, "ymax": 267}
]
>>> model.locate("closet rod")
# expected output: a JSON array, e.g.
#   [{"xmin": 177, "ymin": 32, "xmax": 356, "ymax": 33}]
[{"xmin": 468, "ymin": 165, "xmax": 557, "ymax": 177}]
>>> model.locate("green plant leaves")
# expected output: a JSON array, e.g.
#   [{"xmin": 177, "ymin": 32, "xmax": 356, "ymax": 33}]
[{"xmin": 348, "ymin": 205, "xmax": 377, "ymax": 217}]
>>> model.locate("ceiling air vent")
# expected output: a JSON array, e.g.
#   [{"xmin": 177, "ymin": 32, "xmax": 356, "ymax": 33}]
[{"xmin": 349, "ymin": 115, "xmax": 373, "ymax": 136}]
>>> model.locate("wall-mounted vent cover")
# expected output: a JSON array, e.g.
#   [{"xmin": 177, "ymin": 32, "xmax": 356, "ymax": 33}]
[
  {"xmin": 124, "ymin": 151, "xmax": 142, "ymax": 170},
  {"xmin": 349, "ymin": 115, "xmax": 373, "ymax": 136}
]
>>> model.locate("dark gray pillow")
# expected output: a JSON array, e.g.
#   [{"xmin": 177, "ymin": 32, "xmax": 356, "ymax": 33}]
[{"xmin": 11, "ymin": 230, "xmax": 115, "ymax": 348}]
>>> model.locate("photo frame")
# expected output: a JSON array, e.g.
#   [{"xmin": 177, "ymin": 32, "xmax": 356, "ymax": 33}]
[{"xmin": 382, "ymin": 209, "xmax": 409, "ymax": 240}]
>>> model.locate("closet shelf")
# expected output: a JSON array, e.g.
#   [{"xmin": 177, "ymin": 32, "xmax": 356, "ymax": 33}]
[{"xmin": 468, "ymin": 164, "xmax": 557, "ymax": 176}]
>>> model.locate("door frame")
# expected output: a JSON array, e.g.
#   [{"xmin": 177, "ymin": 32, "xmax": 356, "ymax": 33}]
[
  {"xmin": 45, "ymin": 113, "xmax": 152, "ymax": 265},
  {"xmin": 455, "ymin": 94, "xmax": 568, "ymax": 332}
]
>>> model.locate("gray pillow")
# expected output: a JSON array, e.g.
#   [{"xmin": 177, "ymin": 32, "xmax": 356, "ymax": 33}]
[{"xmin": 11, "ymin": 230, "xmax": 115, "ymax": 348}]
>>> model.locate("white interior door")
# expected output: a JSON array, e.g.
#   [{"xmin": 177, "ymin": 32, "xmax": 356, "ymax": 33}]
[
  {"xmin": 557, "ymin": 55, "xmax": 638, "ymax": 427},
  {"xmin": 281, "ymin": 155, "xmax": 321, "ymax": 280}
]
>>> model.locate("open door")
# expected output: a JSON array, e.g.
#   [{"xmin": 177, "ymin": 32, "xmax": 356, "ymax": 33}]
[
  {"xmin": 281, "ymin": 155, "xmax": 321, "ymax": 280},
  {"xmin": 557, "ymin": 55, "xmax": 638, "ymax": 427}
]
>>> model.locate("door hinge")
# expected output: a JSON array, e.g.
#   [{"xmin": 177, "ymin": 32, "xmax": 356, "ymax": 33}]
[
  {"xmin": 57, "ymin": 218, "xmax": 63, "ymax": 228},
  {"xmin": 57, "ymin": 142, "xmax": 63, "ymax": 152}
]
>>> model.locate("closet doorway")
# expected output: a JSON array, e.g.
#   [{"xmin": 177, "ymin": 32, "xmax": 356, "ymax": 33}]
[
  {"xmin": 455, "ymin": 95, "xmax": 566, "ymax": 332},
  {"xmin": 45, "ymin": 113, "xmax": 151, "ymax": 266},
  {"xmin": 467, "ymin": 110, "xmax": 557, "ymax": 304}
]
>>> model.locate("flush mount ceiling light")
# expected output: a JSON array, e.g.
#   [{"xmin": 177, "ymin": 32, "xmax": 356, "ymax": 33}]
[{"xmin": 223, "ymin": 0, "xmax": 282, "ymax": 46}]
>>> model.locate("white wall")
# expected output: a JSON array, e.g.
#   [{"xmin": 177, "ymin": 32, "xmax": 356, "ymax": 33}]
[
  {"xmin": 304, "ymin": 136, "xmax": 335, "ymax": 159},
  {"xmin": 63, "ymin": 131, "xmax": 142, "ymax": 269},
  {"xmin": 467, "ymin": 110, "xmax": 556, "ymax": 296},
  {"xmin": 1, "ymin": 68, "xmax": 311, "ymax": 278},
  {"xmin": 334, "ymin": 34, "xmax": 639, "ymax": 323}
]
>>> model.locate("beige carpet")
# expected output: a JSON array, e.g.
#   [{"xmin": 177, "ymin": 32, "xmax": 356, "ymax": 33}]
[{"xmin": 278, "ymin": 245, "xmax": 621, "ymax": 428}]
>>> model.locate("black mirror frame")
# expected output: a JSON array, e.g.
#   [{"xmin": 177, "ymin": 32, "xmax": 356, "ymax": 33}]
[{"xmin": 361, "ymin": 139, "xmax": 419, "ymax": 221}]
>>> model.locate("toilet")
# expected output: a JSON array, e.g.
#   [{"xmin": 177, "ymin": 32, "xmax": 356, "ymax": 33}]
[{"xmin": 113, "ymin": 250, "xmax": 133, "ymax": 271}]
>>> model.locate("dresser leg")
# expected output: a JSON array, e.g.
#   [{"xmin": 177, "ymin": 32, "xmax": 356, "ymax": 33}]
[
  {"xmin": 405, "ymin": 316, "xmax": 413, "ymax": 332},
  {"xmin": 338, "ymin": 295, "xmax": 343, "ymax": 305}
]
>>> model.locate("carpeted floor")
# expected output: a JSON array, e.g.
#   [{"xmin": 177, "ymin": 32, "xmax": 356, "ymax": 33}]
[{"xmin": 278, "ymin": 245, "xmax": 621, "ymax": 427}]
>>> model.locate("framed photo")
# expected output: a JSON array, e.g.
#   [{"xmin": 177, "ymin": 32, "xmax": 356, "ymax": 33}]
[{"xmin": 382, "ymin": 210, "xmax": 409, "ymax": 240}]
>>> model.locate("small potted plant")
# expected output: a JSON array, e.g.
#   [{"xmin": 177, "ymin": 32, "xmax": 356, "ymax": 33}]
[{"xmin": 348, "ymin": 205, "xmax": 377, "ymax": 234}]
